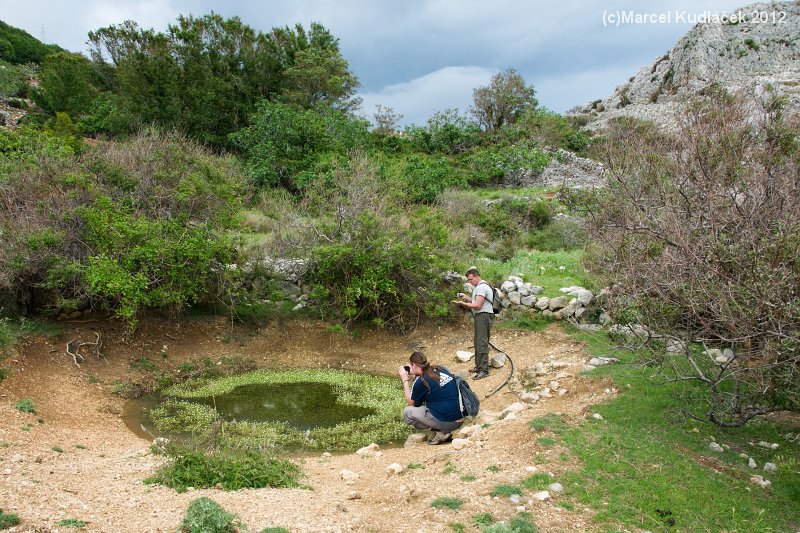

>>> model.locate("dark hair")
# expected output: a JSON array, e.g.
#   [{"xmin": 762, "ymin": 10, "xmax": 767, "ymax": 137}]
[
  {"xmin": 409, "ymin": 351, "xmax": 441, "ymax": 388},
  {"xmin": 465, "ymin": 267, "xmax": 480, "ymax": 278}
]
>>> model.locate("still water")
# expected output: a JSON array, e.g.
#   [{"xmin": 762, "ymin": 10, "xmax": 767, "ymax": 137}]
[{"xmin": 124, "ymin": 381, "xmax": 376, "ymax": 440}]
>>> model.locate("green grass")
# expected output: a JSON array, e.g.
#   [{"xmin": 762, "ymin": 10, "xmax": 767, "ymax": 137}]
[
  {"xmin": 551, "ymin": 324, "xmax": 800, "ymax": 532},
  {"xmin": 486, "ymin": 464, "xmax": 502, "ymax": 473},
  {"xmin": 521, "ymin": 473, "xmax": 553, "ymax": 491},
  {"xmin": 181, "ymin": 497, "xmax": 239, "ymax": 533},
  {"xmin": 56, "ymin": 518, "xmax": 86, "ymax": 528},
  {"xmin": 407, "ymin": 462, "xmax": 426, "ymax": 470},
  {"xmin": 15, "ymin": 398, "xmax": 36, "ymax": 414},
  {"xmin": 145, "ymin": 449, "xmax": 301, "ymax": 492},
  {"xmin": 0, "ymin": 509, "xmax": 20, "ymax": 529},
  {"xmin": 472, "ymin": 512, "xmax": 496, "ymax": 526},
  {"xmin": 431, "ymin": 496, "xmax": 464, "ymax": 510},
  {"xmin": 460, "ymin": 474, "xmax": 477, "ymax": 482},
  {"xmin": 52, "ymin": 447, "xmax": 63, "ymax": 453},
  {"xmin": 471, "ymin": 249, "xmax": 594, "ymax": 297},
  {"xmin": 490, "ymin": 484, "xmax": 523, "ymax": 497},
  {"xmin": 536, "ymin": 436, "xmax": 555, "ymax": 446}
]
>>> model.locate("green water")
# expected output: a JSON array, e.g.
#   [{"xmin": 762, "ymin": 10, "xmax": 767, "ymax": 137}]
[
  {"xmin": 189, "ymin": 382, "xmax": 375, "ymax": 430},
  {"xmin": 125, "ymin": 381, "xmax": 377, "ymax": 438}
]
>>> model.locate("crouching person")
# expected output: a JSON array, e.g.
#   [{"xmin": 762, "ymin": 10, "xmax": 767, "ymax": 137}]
[{"xmin": 399, "ymin": 351, "xmax": 464, "ymax": 445}]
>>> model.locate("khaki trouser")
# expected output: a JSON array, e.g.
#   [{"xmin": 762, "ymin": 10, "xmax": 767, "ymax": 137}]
[
  {"xmin": 403, "ymin": 406, "xmax": 463, "ymax": 433},
  {"xmin": 473, "ymin": 311, "xmax": 494, "ymax": 372}
]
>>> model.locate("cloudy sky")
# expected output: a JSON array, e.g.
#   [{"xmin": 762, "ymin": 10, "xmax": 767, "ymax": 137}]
[{"xmin": 0, "ymin": 0, "xmax": 771, "ymax": 125}]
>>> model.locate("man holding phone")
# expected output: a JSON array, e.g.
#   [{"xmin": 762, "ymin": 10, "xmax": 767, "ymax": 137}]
[{"xmin": 453, "ymin": 267, "xmax": 494, "ymax": 380}]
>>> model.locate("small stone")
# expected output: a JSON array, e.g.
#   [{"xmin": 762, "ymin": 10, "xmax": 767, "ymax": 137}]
[
  {"xmin": 346, "ymin": 491, "xmax": 362, "ymax": 500},
  {"xmin": 10, "ymin": 454, "xmax": 24, "ymax": 463},
  {"xmin": 322, "ymin": 452, "xmax": 332, "ymax": 458},
  {"xmin": 455, "ymin": 351, "xmax": 473, "ymax": 363},
  {"xmin": 549, "ymin": 483, "xmax": 564, "ymax": 493},
  {"xmin": 504, "ymin": 402, "xmax": 528, "ymax": 415},
  {"xmin": 340, "ymin": 469, "xmax": 359, "ymax": 483},
  {"xmin": 2, "ymin": 468, "xmax": 11, "ymax": 475},
  {"xmin": 404, "ymin": 433, "xmax": 426, "ymax": 447},
  {"xmin": 748, "ymin": 458, "xmax": 757, "ymax": 469},
  {"xmin": 534, "ymin": 491, "xmax": 550, "ymax": 501},
  {"xmin": 592, "ymin": 413, "xmax": 603, "ymax": 420},
  {"xmin": 764, "ymin": 462, "xmax": 777, "ymax": 472},
  {"xmin": 749, "ymin": 475, "xmax": 771, "ymax": 488},
  {"xmin": 708, "ymin": 442, "xmax": 724, "ymax": 453},
  {"xmin": 509, "ymin": 494, "xmax": 521, "ymax": 504},
  {"xmin": 355, "ymin": 443, "xmax": 379, "ymax": 456},
  {"xmin": 451, "ymin": 438, "xmax": 470, "ymax": 450},
  {"xmin": 582, "ymin": 365, "xmax": 597, "ymax": 372},
  {"xmin": 525, "ymin": 466, "xmax": 538, "ymax": 473},
  {"xmin": 549, "ymin": 380, "xmax": 560, "ymax": 391},
  {"xmin": 558, "ymin": 389, "xmax": 568, "ymax": 397},
  {"xmin": 515, "ymin": 505, "xmax": 527, "ymax": 512},
  {"xmin": 520, "ymin": 392, "xmax": 540, "ymax": 402},
  {"xmin": 386, "ymin": 463, "xmax": 404, "ymax": 476}
]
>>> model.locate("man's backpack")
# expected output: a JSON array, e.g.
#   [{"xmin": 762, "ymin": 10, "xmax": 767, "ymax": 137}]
[
  {"xmin": 455, "ymin": 375, "xmax": 480, "ymax": 418},
  {"xmin": 479, "ymin": 281, "xmax": 502, "ymax": 314}
]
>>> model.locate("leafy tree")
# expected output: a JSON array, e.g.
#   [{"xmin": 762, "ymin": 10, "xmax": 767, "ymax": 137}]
[
  {"xmin": 372, "ymin": 104, "xmax": 403, "ymax": 134},
  {"xmin": 0, "ymin": 20, "xmax": 61, "ymax": 64},
  {"xmin": 230, "ymin": 101, "xmax": 371, "ymax": 190},
  {"xmin": 86, "ymin": 16, "xmax": 358, "ymax": 148},
  {"xmin": 32, "ymin": 52, "xmax": 100, "ymax": 117},
  {"xmin": 577, "ymin": 88, "xmax": 800, "ymax": 426},
  {"xmin": 404, "ymin": 109, "xmax": 480, "ymax": 155},
  {"xmin": 470, "ymin": 68, "xmax": 538, "ymax": 131}
]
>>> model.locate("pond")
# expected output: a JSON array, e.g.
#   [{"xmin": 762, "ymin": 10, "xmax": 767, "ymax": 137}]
[{"xmin": 124, "ymin": 381, "xmax": 377, "ymax": 440}]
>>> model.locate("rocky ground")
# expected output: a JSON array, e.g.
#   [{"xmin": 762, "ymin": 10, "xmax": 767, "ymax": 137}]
[{"xmin": 0, "ymin": 314, "xmax": 617, "ymax": 532}]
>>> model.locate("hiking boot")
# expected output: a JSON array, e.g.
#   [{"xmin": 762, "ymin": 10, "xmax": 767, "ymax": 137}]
[
  {"xmin": 469, "ymin": 366, "xmax": 480, "ymax": 373},
  {"xmin": 472, "ymin": 370, "xmax": 489, "ymax": 380},
  {"xmin": 427, "ymin": 432, "xmax": 453, "ymax": 445}
]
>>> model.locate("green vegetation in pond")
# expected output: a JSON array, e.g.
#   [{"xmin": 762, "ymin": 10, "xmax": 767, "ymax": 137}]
[{"xmin": 151, "ymin": 368, "xmax": 409, "ymax": 451}]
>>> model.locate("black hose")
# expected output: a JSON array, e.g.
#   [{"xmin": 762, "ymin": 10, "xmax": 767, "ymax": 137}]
[{"xmin": 485, "ymin": 340, "xmax": 514, "ymax": 398}]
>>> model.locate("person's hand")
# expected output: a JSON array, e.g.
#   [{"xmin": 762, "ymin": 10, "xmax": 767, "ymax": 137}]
[{"xmin": 399, "ymin": 366, "xmax": 410, "ymax": 381}]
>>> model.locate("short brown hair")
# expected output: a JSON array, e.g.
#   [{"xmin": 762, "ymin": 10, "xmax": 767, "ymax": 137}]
[{"xmin": 465, "ymin": 267, "xmax": 480, "ymax": 278}]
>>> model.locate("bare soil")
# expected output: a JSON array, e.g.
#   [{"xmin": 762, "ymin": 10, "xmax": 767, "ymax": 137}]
[{"xmin": 0, "ymin": 314, "xmax": 615, "ymax": 532}]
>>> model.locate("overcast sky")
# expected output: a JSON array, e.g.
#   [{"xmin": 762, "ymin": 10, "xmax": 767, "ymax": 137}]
[{"xmin": 0, "ymin": 0, "xmax": 774, "ymax": 125}]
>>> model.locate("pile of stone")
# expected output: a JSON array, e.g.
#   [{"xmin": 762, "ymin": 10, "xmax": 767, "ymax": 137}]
[{"xmin": 459, "ymin": 275, "xmax": 605, "ymax": 323}]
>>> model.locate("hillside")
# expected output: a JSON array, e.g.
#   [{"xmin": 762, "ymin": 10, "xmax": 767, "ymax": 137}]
[{"xmin": 573, "ymin": 1, "xmax": 800, "ymax": 130}]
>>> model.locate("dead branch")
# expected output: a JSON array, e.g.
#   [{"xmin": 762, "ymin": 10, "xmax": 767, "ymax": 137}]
[{"xmin": 66, "ymin": 332, "xmax": 105, "ymax": 367}]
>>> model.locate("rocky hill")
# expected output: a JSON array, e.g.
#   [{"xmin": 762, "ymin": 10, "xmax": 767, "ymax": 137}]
[{"xmin": 572, "ymin": 1, "xmax": 800, "ymax": 130}]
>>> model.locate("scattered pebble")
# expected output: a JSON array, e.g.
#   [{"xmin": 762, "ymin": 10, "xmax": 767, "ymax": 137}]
[
  {"xmin": 592, "ymin": 413, "xmax": 603, "ymax": 420},
  {"xmin": 708, "ymin": 442, "xmax": 724, "ymax": 453}
]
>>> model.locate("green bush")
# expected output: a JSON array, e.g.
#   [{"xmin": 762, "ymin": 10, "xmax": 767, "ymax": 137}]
[
  {"xmin": 15, "ymin": 398, "xmax": 36, "ymax": 414},
  {"xmin": 145, "ymin": 449, "xmax": 301, "ymax": 492},
  {"xmin": 401, "ymin": 154, "xmax": 467, "ymax": 203},
  {"xmin": 0, "ymin": 508, "xmax": 20, "ymax": 529},
  {"xmin": 404, "ymin": 109, "xmax": 480, "ymax": 155},
  {"xmin": 181, "ymin": 498, "xmax": 239, "ymax": 533},
  {"xmin": 431, "ymin": 496, "xmax": 465, "ymax": 510}
]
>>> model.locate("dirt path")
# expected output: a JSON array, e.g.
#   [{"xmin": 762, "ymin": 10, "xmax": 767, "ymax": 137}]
[{"xmin": 0, "ymin": 315, "xmax": 613, "ymax": 532}]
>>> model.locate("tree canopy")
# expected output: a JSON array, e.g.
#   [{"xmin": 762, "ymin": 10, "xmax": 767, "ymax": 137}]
[{"xmin": 470, "ymin": 68, "xmax": 538, "ymax": 131}]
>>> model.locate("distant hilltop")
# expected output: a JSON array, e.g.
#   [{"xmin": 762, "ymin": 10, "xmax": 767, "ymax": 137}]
[{"xmin": 572, "ymin": 1, "xmax": 800, "ymax": 129}]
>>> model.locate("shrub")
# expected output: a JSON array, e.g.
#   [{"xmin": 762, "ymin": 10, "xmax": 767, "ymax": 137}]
[
  {"xmin": 145, "ymin": 449, "xmax": 302, "ymax": 492},
  {"xmin": 15, "ymin": 398, "xmax": 36, "ymax": 413},
  {"xmin": 0, "ymin": 509, "xmax": 20, "ymax": 529},
  {"xmin": 431, "ymin": 496, "xmax": 464, "ymax": 510},
  {"xmin": 56, "ymin": 518, "xmax": 86, "ymax": 528},
  {"xmin": 181, "ymin": 498, "xmax": 239, "ymax": 533},
  {"xmin": 579, "ymin": 89, "xmax": 800, "ymax": 425}
]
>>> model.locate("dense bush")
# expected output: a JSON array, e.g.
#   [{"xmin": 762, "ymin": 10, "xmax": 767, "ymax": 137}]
[
  {"xmin": 400, "ymin": 154, "xmax": 467, "ymax": 203},
  {"xmin": 403, "ymin": 109, "xmax": 480, "ymax": 155},
  {"xmin": 580, "ymin": 89, "xmax": 800, "ymax": 425},
  {"xmin": 0, "ymin": 128, "xmax": 243, "ymax": 325},
  {"xmin": 230, "ymin": 101, "xmax": 371, "ymax": 190}
]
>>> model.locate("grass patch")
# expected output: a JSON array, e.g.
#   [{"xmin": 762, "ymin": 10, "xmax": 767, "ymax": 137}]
[
  {"xmin": 130, "ymin": 357, "xmax": 158, "ymax": 372},
  {"xmin": 74, "ymin": 444, "xmax": 87, "ymax": 449},
  {"xmin": 431, "ymin": 496, "xmax": 464, "ymax": 510},
  {"xmin": 536, "ymin": 436, "xmax": 555, "ymax": 446},
  {"xmin": 443, "ymin": 462, "xmax": 459, "ymax": 474},
  {"xmin": 0, "ymin": 509, "xmax": 20, "ymax": 529},
  {"xmin": 472, "ymin": 249, "xmax": 593, "ymax": 297},
  {"xmin": 490, "ymin": 484, "xmax": 523, "ymax": 497},
  {"xmin": 15, "ymin": 398, "xmax": 36, "ymax": 414},
  {"xmin": 52, "ymin": 447, "xmax": 63, "ymax": 453},
  {"xmin": 495, "ymin": 308, "xmax": 552, "ymax": 332},
  {"xmin": 472, "ymin": 512, "xmax": 496, "ymax": 526},
  {"xmin": 145, "ymin": 448, "xmax": 301, "ymax": 492},
  {"xmin": 460, "ymin": 474, "xmax": 477, "ymax": 482},
  {"xmin": 522, "ymin": 473, "xmax": 553, "ymax": 491},
  {"xmin": 449, "ymin": 523, "xmax": 466, "ymax": 532},
  {"xmin": 181, "ymin": 497, "xmax": 239, "ymax": 533},
  {"xmin": 487, "ymin": 464, "xmax": 502, "ymax": 473},
  {"xmin": 407, "ymin": 463, "xmax": 426, "ymax": 470},
  {"xmin": 529, "ymin": 413, "xmax": 567, "ymax": 433},
  {"xmin": 484, "ymin": 511, "xmax": 538, "ymax": 532},
  {"xmin": 552, "ymin": 325, "xmax": 800, "ymax": 532},
  {"xmin": 56, "ymin": 518, "xmax": 86, "ymax": 528}
]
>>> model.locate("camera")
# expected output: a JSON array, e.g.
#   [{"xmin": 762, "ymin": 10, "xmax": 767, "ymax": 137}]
[{"xmin": 403, "ymin": 365, "xmax": 411, "ymax": 372}]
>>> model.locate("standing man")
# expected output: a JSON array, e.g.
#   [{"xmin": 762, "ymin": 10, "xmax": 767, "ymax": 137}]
[{"xmin": 454, "ymin": 267, "xmax": 494, "ymax": 380}]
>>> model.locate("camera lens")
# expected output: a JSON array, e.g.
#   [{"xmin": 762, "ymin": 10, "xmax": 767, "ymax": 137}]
[{"xmin": 404, "ymin": 365, "xmax": 410, "ymax": 372}]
